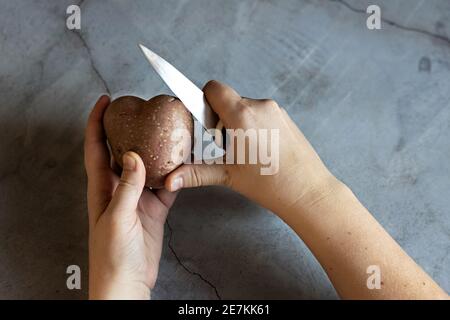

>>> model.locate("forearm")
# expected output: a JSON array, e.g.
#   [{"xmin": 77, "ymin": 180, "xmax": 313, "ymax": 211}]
[{"xmin": 279, "ymin": 178, "xmax": 448, "ymax": 299}]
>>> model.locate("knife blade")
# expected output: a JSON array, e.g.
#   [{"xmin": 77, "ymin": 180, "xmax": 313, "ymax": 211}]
[
  {"xmin": 138, "ymin": 43, "xmax": 225, "ymax": 159},
  {"xmin": 138, "ymin": 44, "xmax": 219, "ymax": 131}
]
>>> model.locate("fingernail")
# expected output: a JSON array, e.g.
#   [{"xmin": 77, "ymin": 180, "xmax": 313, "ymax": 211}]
[
  {"xmin": 122, "ymin": 153, "xmax": 136, "ymax": 171},
  {"xmin": 171, "ymin": 177, "xmax": 183, "ymax": 191}
]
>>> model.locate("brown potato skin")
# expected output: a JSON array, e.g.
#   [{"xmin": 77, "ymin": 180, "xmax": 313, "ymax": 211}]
[{"xmin": 103, "ymin": 95, "xmax": 193, "ymax": 188}]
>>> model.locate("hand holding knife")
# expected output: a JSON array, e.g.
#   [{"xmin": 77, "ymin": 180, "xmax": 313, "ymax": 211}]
[{"xmin": 138, "ymin": 44, "xmax": 225, "ymax": 159}]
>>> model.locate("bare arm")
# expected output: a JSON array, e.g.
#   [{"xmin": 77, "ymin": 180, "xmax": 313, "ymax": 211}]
[
  {"xmin": 281, "ymin": 178, "xmax": 448, "ymax": 299},
  {"xmin": 167, "ymin": 80, "xmax": 449, "ymax": 300}
]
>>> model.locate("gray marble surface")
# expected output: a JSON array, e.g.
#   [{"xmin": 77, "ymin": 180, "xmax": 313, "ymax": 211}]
[{"xmin": 0, "ymin": 0, "xmax": 449, "ymax": 299}]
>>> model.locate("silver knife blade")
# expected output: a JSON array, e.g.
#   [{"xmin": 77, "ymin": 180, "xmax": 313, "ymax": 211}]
[{"xmin": 138, "ymin": 44, "xmax": 219, "ymax": 130}]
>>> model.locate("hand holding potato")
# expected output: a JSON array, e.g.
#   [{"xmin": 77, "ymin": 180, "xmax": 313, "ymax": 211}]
[
  {"xmin": 84, "ymin": 96, "xmax": 177, "ymax": 300},
  {"xmin": 103, "ymin": 95, "xmax": 193, "ymax": 189}
]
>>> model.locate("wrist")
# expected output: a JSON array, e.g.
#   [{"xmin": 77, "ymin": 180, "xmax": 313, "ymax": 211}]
[
  {"xmin": 89, "ymin": 272, "xmax": 151, "ymax": 300},
  {"xmin": 280, "ymin": 175, "xmax": 355, "ymax": 236},
  {"xmin": 275, "ymin": 171, "xmax": 347, "ymax": 219}
]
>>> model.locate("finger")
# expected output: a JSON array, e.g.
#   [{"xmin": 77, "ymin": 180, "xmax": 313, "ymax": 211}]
[
  {"xmin": 84, "ymin": 95, "xmax": 111, "ymax": 176},
  {"xmin": 106, "ymin": 152, "xmax": 146, "ymax": 217},
  {"xmin": 155, "ymin": 188, "xmax": 178, "ymax": 208},
  {"xmin": 203, "ymin": 80, "xmax": 242, "ymax": 123},
  {"xmin": 165, "ymin": 164, "xmax": 229, "ymax": 191},
  {"xmin": 137, "ymin": 189, "xmax": 178, "ymax": 226}
]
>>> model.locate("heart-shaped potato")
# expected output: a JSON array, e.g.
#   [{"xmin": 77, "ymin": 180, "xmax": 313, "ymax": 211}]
[{"xmin": 103, "ymin": 95, "xmax": 193, "ymax": 188}]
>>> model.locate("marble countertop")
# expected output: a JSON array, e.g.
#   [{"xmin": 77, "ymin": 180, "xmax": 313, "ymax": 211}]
[{"xmin": 0, "ymin": 0, "xmax": 448, "ymax": 299}]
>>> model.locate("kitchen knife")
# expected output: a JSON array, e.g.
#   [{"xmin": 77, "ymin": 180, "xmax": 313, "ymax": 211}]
[{"xmin": 138, "ymin": 44, "xmax": 225, "ymax": 158}]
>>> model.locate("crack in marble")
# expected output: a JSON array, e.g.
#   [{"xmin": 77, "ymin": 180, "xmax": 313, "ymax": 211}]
[
  {"xmin": 64, "ymin": 0, "xmax": 111, "ymax": 96},
  {"xmin": 71, "ymin": 0, "xmax": 110, "ymax": 94},
  {"xmin": 330, "ymin": 0, "xmax": 450, "ymax": 47},
  {"xmin": 73, "ymin": 30, "xmax": 111, "ymax": 95},
  {"xmin": 166, "ymin": 219, "xmax": 222, "ymax": 300}
]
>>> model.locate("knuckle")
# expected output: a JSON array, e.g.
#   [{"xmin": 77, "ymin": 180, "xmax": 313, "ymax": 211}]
[
  {"xmin": 244, "ymin": 106, "xmax": 258, "ymax": 124},
  {"xmin": 238, "ymin": 103, "xmax": 254, "ymax": 117},
  {"xmin": 118, "ymin": 178, "xmax": 136, "ymax": 189},
  {"xmin": 263, "ymin": 99, "xmax": 279, "ymax": 109},
  {"xmin": 239, "ymin": 97, "xmax": 252, "ymax": 107}
]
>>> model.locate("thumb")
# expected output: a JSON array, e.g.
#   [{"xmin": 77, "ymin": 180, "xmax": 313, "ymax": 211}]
[
  {"xmin": 165, "ymin": 164, "xmax": 229, "ymax": 191},
  {"xmin": 107, "ymin": 152, "xmax": 146, "ymax": 216}
]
